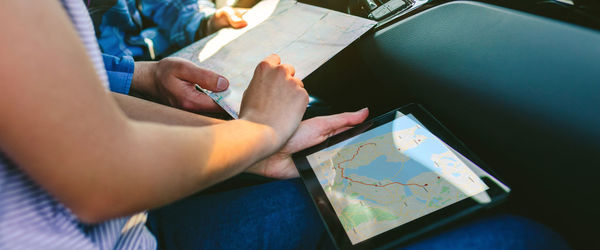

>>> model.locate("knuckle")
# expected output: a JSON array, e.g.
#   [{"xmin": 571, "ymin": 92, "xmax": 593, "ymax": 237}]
[
  {"xmin": 288, "ymin": 77, "xmax": 303, "ymax": 88},
  {"xmin": 295, "ymin": 78, "xmax": 304, "ymax": 88},
  {"xmin": 275, "ymin": 67, "xmax": 288, "ymax": 78},
  {"xmin": 257, "ymin": 61, "xmax": 271, "ymax": 72},
  {"xmin": 275, "ymin": 64, "xmax": 286, "ymax": 73},
  {"xmin": 281, "ymin": 64, "xmax": 294, "ymax": 73},
  {"xmin": 295, "ymin": 86, "xmax": 308, "ymax": 95},
  {"xmin": 284, "ymin": 64, "xmax": 295, "ymax": 71},
  {"xmin": 300, "ymin": 89, "xmax": 309, "ymax": 103}
]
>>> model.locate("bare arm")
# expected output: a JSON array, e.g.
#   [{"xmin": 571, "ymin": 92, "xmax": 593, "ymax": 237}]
[
  {"xmin": 111, "ymin": 92, "xmax": 224, "ymax": 126},
  {"xmin": 0, "ymin": 0, "xmax": 305, "ymax": 223}
]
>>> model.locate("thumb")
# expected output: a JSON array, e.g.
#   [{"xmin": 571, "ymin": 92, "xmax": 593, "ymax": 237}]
[{"xmin": 176, "ymin": 60, "xmax": 229, "ymax": 92}]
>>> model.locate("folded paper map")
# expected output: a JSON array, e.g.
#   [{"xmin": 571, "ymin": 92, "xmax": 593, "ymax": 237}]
[{"xmin": 171, "ymin": 0, "xmax": 376, "ymax": 118}]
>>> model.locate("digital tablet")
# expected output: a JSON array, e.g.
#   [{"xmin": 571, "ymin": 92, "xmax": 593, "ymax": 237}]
[{"xmin": 292, "ymin": 104, "xmax": 510, "ymax": 249}]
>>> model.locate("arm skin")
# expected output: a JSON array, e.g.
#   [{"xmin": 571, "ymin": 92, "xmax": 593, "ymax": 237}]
[
  {"xmin": 111, "ymin": 92, "xmax": 224, "ymax": 126},
  {"xmin": 112, "ymin": 91, "xmax": 370, "ymax": 180},
  {"xmin": 0, "ymin": 0, "xmax": 299, "ymax": 224}
]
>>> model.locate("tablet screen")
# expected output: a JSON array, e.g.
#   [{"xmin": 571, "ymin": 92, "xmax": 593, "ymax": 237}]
[{"xmin": 305, "ymin": 111, "xmax": 489, "ymax": 244}]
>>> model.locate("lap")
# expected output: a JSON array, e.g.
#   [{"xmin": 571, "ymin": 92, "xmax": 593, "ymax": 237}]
[
  {"xmin": 147, "ymin": 178, "xmax": 569, "ymax": 250},
  {"xmin": 402, "ymin": 214, "xmax": 570, "ymax": 250},
  {"xmin": 147, "ymin": 178, "xmax": 328, "ymax": 249}
]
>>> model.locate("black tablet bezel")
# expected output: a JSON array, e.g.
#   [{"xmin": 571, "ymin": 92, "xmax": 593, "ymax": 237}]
[{"xmin": 292, "ymin": 103, "xmax": 510, "ymax": 249}]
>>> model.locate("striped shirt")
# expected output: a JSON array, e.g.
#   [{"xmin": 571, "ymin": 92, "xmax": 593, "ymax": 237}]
[{"xmin": 0, "ymin": 0, "xmax": 156, "ymax": 249}]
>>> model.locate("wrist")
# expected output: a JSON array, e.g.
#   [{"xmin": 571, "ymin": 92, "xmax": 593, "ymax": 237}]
[
  {"xmin": 238, "ymin": 117, "xmax": 283, "ymax": 155},
  {"xmin": 131, "ymin": 61, "xmax": 159, "ymax": 98}
]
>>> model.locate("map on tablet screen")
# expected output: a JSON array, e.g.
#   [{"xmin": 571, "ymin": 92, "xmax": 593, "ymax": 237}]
[{"xmin": 305, "ymin": 112, "xmax": 489, "ymax": 244}]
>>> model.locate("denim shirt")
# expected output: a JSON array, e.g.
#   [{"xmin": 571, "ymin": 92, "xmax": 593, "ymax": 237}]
[{"xmin": 86, "ymin": 0, "xmax": 215, "ymax": 60}]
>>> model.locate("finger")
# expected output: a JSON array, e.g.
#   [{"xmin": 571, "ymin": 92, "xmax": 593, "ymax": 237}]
[
  {"xmin": 179, "ymin": 90, "xmax": 223, "ymax": 113},
  {"xmin": 176, "ymin": 60, "xmax": 229, "ymax": 92},
  {"xmin": 225, "ymin": 7, "xmax": 247, "ymax": 28},
  {"xmin": 280, "ymin": 63, "xmax": 295, "ymax": 77},
  {"xmin": 321, "ymin": 107, "xmax": 369, "ymax": 137},
  {"xmin": 286, "ymin": 107, "xmax": 369, "ymax": 152},
  {"xmin": 263, "ymin": 54, "xmax": 281, "ymax": 66}
]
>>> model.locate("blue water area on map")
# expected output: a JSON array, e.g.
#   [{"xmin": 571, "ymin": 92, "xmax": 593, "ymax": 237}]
[
  {"xmin": 344, "ymin": 155, "xmax": 431, "ymax": 184},
  {"xmin": 395, "ymin": 115, "xmax": 451, "ymax": 171},
  {"xmin": 416, "ymin": 197, "xmax": 427, "ymax": 204},
  {"xmin": 335, "ymin": 113, "xmax": 457, "ymax": 188},
  {"xmin": 321, "ymin": 113, "xmax": 452, "ymax": 165},
  {"xmin": 430, "ymin": 197, "xmax": 442, "ymax": 206},
  {"xmin": 441, "ymin": 156, "xmax": 459, "ymax": 168}
]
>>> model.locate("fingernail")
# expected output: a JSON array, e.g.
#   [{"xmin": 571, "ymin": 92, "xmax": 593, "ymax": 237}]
[
  {"xmin": 217, "ymin": 77, "xmax": 228, "ymax": 91},
  {"xmin": 359, "ymin": 107, "xmax": 368, "ymax": 112}
]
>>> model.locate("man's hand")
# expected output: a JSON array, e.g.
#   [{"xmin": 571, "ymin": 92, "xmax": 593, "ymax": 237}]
[
  {"xmin": 240, "ymin": 54, "xmax": 308, "ymax": 152},
  {"xmin": 246, "ymin": 108, "xmax": 369, "ymax": 179},
  {"xmin": 131, "ymin": 57, "xmax": 229, "ymax": 113},
  {"xmin": 206, "ymin": 7, "xmax": 248, "ymax": 35}
]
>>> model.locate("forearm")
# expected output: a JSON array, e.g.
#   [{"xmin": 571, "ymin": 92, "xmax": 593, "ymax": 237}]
[
  {"xmin": 0, "ymin": 0, "xmax": 278, "ymax": 224},
  {"xmin": 111, "ymin": 92, "xmax": 222, "ymax": 126},
  {"xmin": 79, "ymin": 119, "xmax": 277, "ymax": 222}
]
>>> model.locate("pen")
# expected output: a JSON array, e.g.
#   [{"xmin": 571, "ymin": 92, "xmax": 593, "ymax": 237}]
[{"xmin": 194, "ymin": 84, "xmax": 240, "ymax": 119}]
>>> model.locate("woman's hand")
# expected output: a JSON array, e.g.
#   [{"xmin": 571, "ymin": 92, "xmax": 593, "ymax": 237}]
[
  {"xmin": 239, "ymin": 54, "xmax": 309, "ymax": 152},
  {"xmin": 246, "ymin": 108, "xmax": 369, "ymax": 179}
]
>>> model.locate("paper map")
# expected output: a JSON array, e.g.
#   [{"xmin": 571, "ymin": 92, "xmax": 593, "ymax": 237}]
[{"xmin": 170, "ymin": 0, "xmax": 376, "ymax": 118}]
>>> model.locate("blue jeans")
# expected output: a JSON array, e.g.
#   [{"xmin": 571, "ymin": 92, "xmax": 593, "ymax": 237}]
[{"xmin": 146, "ymin": 178, "xmax": 569, "ymax": 249}]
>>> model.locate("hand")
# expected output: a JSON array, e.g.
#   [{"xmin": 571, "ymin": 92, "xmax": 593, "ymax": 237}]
[
  {"xmin": 131, "ymin": 57, "xmax": 229, "ymax": 113},
  {"xmin": 246, "ymin": 108, "xmax": 369, "ymax": 179},
  {"xmin": 206, "ymin": 7, "xmax": 248, "ymax": 35},
  {"xmin": 240, "ymin": 54, "xmax": 308, "ymax": 149}
]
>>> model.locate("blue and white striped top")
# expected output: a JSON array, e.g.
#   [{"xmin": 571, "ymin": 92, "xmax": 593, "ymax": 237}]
[{"xmin": 0, "ymin": 0, "xmax": 156, "ymax": 249}]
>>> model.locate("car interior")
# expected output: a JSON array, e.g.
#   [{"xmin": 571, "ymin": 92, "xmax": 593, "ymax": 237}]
[{"xmin": 294, "ymin": 0, "xmax": 599, "ymax": 248}]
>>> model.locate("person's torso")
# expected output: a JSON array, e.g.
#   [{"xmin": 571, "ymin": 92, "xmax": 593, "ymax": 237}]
[{"xmin": 0, "ymin": 0, "xmax": 155, "ymax": 248}]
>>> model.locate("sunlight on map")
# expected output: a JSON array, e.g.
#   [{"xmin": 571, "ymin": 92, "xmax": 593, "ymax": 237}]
[
  {"xmin": 306, "ymin": 112, "xmax": 490, "ymax": 244},
  {"xmin": 171, "ymin": 0, "xmax": 376, "ymax": 116},
  {"xmin": 198, "ymin": 0, "xmax": 280, "ymax": 62}
]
